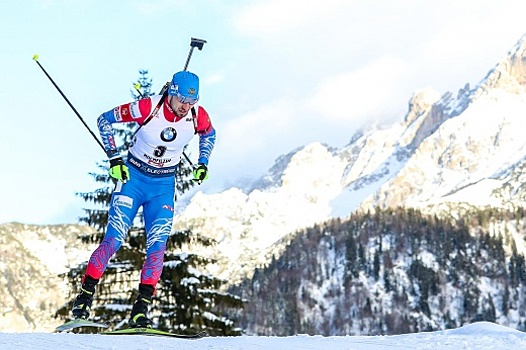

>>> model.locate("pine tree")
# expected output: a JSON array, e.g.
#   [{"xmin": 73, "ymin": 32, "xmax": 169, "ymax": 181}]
[
  {"xmin": 56, "ymin": 70, "xmax": 243, "ymax": 335},
  {"xmin": 373, "ymin": 249, "xmax": 381, "ymax": 281}
]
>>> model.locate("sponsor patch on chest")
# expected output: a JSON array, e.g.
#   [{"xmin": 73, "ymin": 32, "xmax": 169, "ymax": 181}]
[{"xmin": 161, "ymin": 127, "xmax": 177, "ymax": 142}]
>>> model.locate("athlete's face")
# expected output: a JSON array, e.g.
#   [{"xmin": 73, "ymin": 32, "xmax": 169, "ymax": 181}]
[{"xmin": 168, "ymin": 95, "xmax": 191, "ymax": 118}]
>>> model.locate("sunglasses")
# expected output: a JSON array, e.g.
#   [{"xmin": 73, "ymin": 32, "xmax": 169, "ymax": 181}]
[{"xmin": 174, "ymin": 92, "xmax": 198, "ymax": 105}]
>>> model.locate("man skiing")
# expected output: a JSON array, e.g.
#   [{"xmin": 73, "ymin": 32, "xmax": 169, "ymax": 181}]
[{"xmin": 71, "ymin": 71, "xmax": 216, "ymax": 328}]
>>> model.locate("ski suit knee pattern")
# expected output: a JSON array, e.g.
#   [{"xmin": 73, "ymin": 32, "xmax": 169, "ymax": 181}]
[{"xmin": 85, "ymin": 166, "xmax": 175, "ymax": 285}]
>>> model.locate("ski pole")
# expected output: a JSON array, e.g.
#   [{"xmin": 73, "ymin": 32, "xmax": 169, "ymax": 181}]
[
  {"xmin": 133, "ymin": 83, "xmax": 143, "ymax": 98},
  {"xmin": 182, "ymin": 150, "xmax": 195, "ymax": 168},
  {"xmin": 180, "ymin": 38, "xmax": 206, "ymax": 171},
  {"xmin": 183, "ymin": 38, "xmax": 207, "ymax": 73},
  {"xmin": 32, "ymin": 54, "xmax": 106, "ymax": 153}
]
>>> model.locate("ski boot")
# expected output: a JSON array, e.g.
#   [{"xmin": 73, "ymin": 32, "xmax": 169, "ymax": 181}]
[
  {"xmin": 72, "ymin": 276, "xmax": 99, "ymax": 319},
  {"xmin": 129, "ymin": 283, "xmax": 154, "ymax": 328}
]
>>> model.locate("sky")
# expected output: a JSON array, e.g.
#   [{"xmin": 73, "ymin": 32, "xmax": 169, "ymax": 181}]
[
  {"xmin": 2, "ymin": 0, "xmax": 526, "ymax": 225},
  {"xmin": 1, "ymin": 321, "xmax": 526, "ymax": 349}
]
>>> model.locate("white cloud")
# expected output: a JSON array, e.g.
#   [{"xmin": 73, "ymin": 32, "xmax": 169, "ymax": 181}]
[
  {"xmin": 207, "ymin": 97, "xmax": 303, "ymax": 188},
  {"xmin": 135, "ymin": 0, "xmax": 185, "ymax": 15},
  {"xmin": 308, "ymin": 57, "xmax": 410, "ymax": 124},
  {"xmin": 203, "ymin": 73, "xmax": 224, "ymax": 86},
  {"xmin": 234, "ymin": 0, "xmax": 350, "ymax": 36},
  {"xmin": 420, "ymin": 10, "xmax": 521, "ymax": 63},
  {"xmin": 220, "ymin": 98, "xmax": 297, "ymax": 157}
]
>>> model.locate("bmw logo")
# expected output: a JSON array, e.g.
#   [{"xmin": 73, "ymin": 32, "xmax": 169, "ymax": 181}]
[{"xmin": 161, "ymin": 127, "xmax": 177, "ymax": 142}]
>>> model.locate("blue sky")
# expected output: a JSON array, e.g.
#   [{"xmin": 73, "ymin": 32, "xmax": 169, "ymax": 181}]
[{"xmin": 2, "ymin": 0, "xmax": 526, "ymax": 225}]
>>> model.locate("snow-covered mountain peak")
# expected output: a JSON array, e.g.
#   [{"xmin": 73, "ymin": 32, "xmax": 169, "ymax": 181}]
[
  {"xmin": 175, "ymin": 34, "xmax": 526, "ymax": 282},
  {"xmin": 475, "ymin": 35, "xmax": 526, "ymax": 95},
  {"xmin": 360, "ymin": 88, "xmax": 526, "ymax": 212},
  {"xmin": 173, "ymin": 142, "xmax": 347, "ymax": 280},
  {"xmin": 249, "ymin": 142, "xmax": 344, "ymax": 193},
  {"xmin": 404, "ymin": 87, "xmax": 441, "ymax": 125},
  {"xmin": 280, "ymin": 142, "xmax": 345, "ymax": 198}
]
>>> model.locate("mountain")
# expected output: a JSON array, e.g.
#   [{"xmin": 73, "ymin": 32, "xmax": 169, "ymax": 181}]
[
  {"xmin": 0, "ymin": 223, "xmax": 96, "ymax": 332},
  {"xmin": 173, "ymin": 142, "xmax": 347, "ymax": 283},
  {"xmin": 356, "ymin": 36, "xmax": 526, "ymax": 213},
  {"xmin": 174, "ymin": 35, "xmax": 526, "ymax": 282},
  {"xmin": 5, "ymin": 34, "xmax": 526, "ymax": 335},
  {"xmin": 232, "ymin": 207, "xmax": 526, "ymax": 335}
]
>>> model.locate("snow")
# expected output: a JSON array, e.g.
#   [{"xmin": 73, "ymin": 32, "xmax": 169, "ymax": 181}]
[{"xmin": 1, "ymin": 322, "xmax": 525, "ymax": 349}]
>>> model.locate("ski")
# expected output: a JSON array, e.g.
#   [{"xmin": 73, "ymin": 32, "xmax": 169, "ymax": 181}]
[
  {"xmin": 101, "ymin": 328, "xmax": 207, "ymax": 339},
  {"xmin": 55, "ymin": 318, "xmax": 109, "ymax": 332}
]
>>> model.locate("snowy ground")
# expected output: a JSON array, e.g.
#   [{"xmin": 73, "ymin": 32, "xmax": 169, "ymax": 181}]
[{"xmin": 1, "ymin": 322, "xmax": 525, "ymax": 350}]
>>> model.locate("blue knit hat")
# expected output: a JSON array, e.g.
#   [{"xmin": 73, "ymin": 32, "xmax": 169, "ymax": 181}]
[{"xmin": 168, "ymin": 71, "xmax": 199, "ymax": 101}]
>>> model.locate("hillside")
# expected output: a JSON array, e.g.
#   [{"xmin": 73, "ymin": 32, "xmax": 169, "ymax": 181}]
[
  {"xmin": 233, "ymin": 207, "xmax": 526, "ymax": 335},
  {"xmin": 0, "ymin": 223, "xmax": 96, "ymax": 332}
]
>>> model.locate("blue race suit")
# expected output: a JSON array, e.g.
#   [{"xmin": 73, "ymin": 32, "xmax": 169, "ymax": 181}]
[{"xmin": 84, "ymin": 95, "xmax": 216, "ymax": 288}]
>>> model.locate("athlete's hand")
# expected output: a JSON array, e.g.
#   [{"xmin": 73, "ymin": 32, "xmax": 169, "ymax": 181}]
[
  {"xmin": 109, "ymin": 157, "xmax": 130, "ymax": 183},
  {"xmin": 193, "ymin": 163, "xmax": 208, "ymax": 183}
]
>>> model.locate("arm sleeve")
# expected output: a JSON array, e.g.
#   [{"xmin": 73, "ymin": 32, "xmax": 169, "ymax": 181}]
[
  {"xmin": 196, "ymin": 106, "xmax": 213, "ymax": 134},
  {"xmin": 198, "ymin": 127, "xmax": 216, "ymax": 165},
  {"xmin": 96, "ymin": 98, "xmax": 153, "ymax": 159},
  {"xmin": 196, "ymin": 106, "xmax": 216, "ymax": 165},
  {"xmin": 97, "ymin": 112, "xmax": 120, "ymax": 159}
]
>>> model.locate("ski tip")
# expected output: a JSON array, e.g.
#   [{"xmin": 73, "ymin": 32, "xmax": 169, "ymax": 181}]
[
  {"xmin": 32, "ymin": 54, "xmax": 39, "ymax": 61},
  {"xmin": 55, "ymin": 319, "xmax": 110, "ymax": 332}
]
